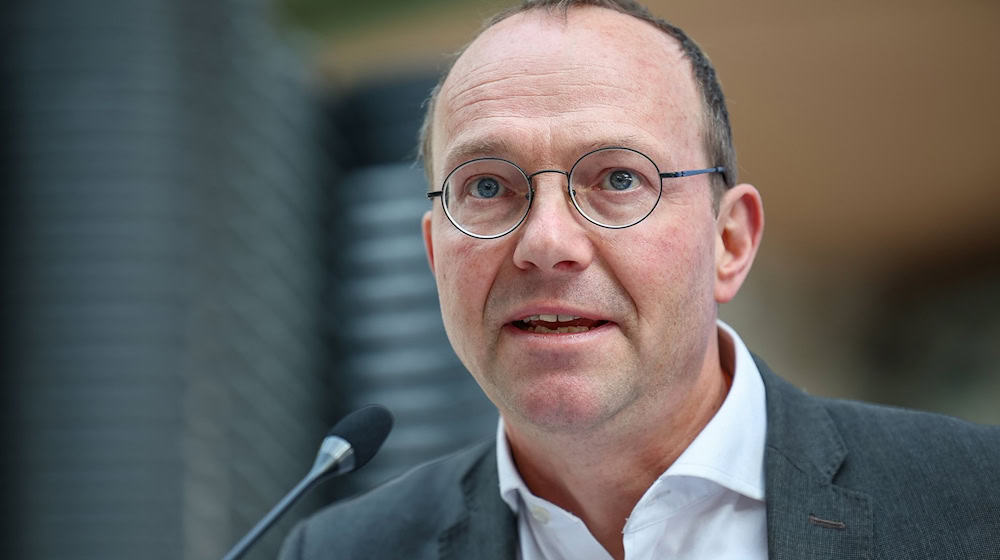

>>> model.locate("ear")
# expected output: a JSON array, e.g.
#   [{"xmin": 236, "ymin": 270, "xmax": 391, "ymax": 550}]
[
  {"xmin": 714, "ymin": 183, "xmax": 764, "ymax": 303},
  {"xmin": 422, "ymin": 210, "xmax": 436, "ymax": 274}
]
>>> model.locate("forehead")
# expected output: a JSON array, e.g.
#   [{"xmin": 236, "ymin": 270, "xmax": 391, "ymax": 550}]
[{"xmin": 432, "ymin": 6, "xmax": 703, "ymax": 175}]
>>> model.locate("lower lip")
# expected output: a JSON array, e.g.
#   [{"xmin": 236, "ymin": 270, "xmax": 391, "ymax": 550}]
[{"xmin": 501, "ymin": 321, "xmax": 616, "ymax": 340}]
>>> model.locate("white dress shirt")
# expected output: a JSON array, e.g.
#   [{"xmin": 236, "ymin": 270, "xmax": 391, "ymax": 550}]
[{"xmin": 496, "ymin": 321, "xmax": 768, "ymax": 560}]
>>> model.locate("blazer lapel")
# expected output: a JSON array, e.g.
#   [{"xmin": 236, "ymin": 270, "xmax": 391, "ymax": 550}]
[
  {"xmin": 438, "ymin": 446, "xmax": 517, "ymax": 560},
  {"xmin": 757, "ymin": 358, "xmax": 873, "ymax": 560}
]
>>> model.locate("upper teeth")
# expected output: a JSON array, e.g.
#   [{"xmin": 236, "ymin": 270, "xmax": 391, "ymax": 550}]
[{"xmin": 523, "ymin": 314, "xmax": 581, "ymax": 322}]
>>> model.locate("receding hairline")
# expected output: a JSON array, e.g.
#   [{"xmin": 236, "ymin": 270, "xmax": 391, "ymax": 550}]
[{"xmin": 419, "ymin": 2, "xmax": 734, "ymax": 195}]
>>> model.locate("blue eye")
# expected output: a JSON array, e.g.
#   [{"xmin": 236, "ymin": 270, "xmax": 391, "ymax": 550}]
[
  {"xmin": 604, "ymin": 169, "xmax": 638, "ymax": 191},
  {"xmin": 472, "ymin": 177, "xmax": 502, "ymax": 198}
]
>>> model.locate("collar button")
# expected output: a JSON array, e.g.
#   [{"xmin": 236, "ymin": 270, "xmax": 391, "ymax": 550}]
[{"xmin": 529, "ymin": 505, "xmax": 550, "ymax": 524}]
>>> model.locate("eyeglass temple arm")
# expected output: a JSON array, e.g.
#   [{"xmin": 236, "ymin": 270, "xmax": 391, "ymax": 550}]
[
  {"xmin": 426, "ymin": 191, "xmax": 443, "ymax": 199},
  {"xmin": 660, "ymin": 166, "xmax": 725, "ymax": 178}
]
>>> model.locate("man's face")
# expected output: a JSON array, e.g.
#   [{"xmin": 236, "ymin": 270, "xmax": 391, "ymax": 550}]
[{"xmin": 424, "ymin": 7, "xmax": 725, "ymax": 433}]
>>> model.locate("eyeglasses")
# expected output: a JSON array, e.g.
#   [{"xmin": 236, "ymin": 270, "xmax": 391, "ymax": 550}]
[{"xmin": 427, "ymin": 146, "xmax": 724, "ymax": 239}]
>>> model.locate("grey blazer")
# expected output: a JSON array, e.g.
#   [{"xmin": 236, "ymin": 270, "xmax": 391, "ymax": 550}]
[{"xmin": 280, "ymin": 359, "xmax": 1000, "ymax": 559}]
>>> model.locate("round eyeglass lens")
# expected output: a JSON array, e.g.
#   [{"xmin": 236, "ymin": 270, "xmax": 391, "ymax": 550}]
[
  {"xmin": 569, "ymin": 148, "xmax": 662, "ymax": 228},
  {"xmin": 443, "ymin": 158, "xmax": 531, "ymax": 238}
]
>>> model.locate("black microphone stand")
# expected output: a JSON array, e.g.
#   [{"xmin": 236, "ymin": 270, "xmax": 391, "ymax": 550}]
[{"xmin": 219, "ymin": 405, "xmax": 392, "ymax": 560}]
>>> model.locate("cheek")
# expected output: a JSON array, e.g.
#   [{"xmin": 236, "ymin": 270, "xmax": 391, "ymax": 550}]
[
  {"xmin": 614, "ymin": 216, "xmax": 717, "ymax": 313},
  {"xmin": 432, "ymin": 231, "xmax": 511, "ymax": 375},
  {"xmin": 433, "ymin": 230, "xmax": 503, "ymax": 328}
]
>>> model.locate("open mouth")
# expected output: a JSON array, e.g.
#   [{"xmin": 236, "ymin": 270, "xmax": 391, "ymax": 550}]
[{"xmin": 511, "ymin": 314, "xmax": 610, "ymax": 334}]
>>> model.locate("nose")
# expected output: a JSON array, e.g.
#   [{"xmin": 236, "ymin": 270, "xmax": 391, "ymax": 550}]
[{"xmin": 512, "ymin": 171, "xmax": 594, "ymax": 272}]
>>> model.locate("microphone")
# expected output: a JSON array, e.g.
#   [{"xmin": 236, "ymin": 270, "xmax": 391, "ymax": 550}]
[{"xmin": 221, "ymin": 404, "xmax": 394, "ymax": 560}]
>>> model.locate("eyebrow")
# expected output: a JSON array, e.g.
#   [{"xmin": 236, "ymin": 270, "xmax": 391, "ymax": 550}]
[
  {"xmin": 444, "ymin": 137, "xmax": 522, "ymax": 168},
  {"xmin": 443, "ymin": 134, "xmax": 654, "ymax": 170}
]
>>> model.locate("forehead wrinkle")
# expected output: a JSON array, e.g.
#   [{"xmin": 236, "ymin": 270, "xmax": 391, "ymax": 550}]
[
  {"xmin": 442, "ymin": 66, "xmax": 665, "ymax": 139},
  {"xmin": 446, "ymin": 55, "xmax": 578, "ymax": 95},
  {"xmin": 443, "ymin": 62, "xmax": 624, "ymax": 120}
]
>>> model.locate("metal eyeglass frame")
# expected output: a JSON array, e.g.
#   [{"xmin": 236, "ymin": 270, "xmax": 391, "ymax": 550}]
[{"xmin": 426, "ymin": 146, "xmax": 725, "ymax": 239}]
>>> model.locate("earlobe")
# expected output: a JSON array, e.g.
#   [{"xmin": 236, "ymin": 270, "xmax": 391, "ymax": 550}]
[
  {"xmin": 422, "ymin": 210, "xmax": 436, "ymax": 274},
  {"xmin": 714, "ymin": 184, "xmax": 764, "ymax": 303}
]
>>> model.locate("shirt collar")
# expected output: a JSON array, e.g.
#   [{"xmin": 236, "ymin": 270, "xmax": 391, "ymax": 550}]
[
  {"xmin": 664, "ymin": 320, "xmax": 766, "ymax": 500},
  {"xmin": 496, "ymin": 320, "xmax": 767, "ymax": 513},
  {"xmin": 497, "ymin": 407, "xmax": 526, "ymax": 514}
]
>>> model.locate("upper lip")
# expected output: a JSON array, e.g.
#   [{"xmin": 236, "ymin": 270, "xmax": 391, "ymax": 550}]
[{"xmin": 503, "ymin": 304, "xmax": 614, "ymax": 325}]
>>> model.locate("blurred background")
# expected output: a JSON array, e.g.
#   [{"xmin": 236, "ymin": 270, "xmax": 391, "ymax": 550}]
[{"xmin": 1, "ymin": 0, "xmax": 997, "ymax": 558}]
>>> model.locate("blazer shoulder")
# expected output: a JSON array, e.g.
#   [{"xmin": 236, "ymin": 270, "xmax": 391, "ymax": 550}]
[
  {"xmin": 280, "ymin": 440, "xmax": 495, "ymax": 560},
  {"xmin": 820, "ymin": 395, "xmax": 1000, "ymax": 462},
  {"xmin": 758, "ymin": 356, "xmax": 1000, "ymax": 473}
]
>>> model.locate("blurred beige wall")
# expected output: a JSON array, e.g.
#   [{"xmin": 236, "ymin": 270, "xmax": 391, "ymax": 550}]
[{"xmin": 308, "ymin": 0, "xmax": 1000, "ymax": 423}]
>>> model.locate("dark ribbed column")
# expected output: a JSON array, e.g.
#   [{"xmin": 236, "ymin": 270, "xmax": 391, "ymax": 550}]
[{"xmin": 0, "ymin": 1, "xmax": 326, "ymax": 559}]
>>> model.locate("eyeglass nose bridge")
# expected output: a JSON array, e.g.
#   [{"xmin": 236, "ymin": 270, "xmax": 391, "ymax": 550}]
[
  {"xmin": 525, "ymin": 168, "xmax": 572, "ymax": 197},
  {"xmin": 526, "ymin": 169, "xmax": 569, "ymax": 181},
  {"xmin": 521, "ymin": 168, "xmax": 590, "ymax": 229}
]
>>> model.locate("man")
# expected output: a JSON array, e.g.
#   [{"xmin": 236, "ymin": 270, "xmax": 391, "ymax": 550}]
[{"xmin": 281, "ymin": 1, "xmax": 1000, "ymax": 558}]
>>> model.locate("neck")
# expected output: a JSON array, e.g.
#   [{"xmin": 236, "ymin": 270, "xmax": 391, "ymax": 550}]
[{"xmin": 503, "ymin": 330, "xmax": 733, "ymax": 560}]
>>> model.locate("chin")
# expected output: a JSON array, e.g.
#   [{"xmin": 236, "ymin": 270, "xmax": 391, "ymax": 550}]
[{"xmin": 506, "ymin": 377, "xmax": 629, "ymax": 434}]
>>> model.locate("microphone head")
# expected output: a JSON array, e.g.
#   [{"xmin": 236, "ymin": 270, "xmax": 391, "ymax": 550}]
[{"xmin": 328, "ymin": 404, "xmax": 393, "ymax": 470}]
